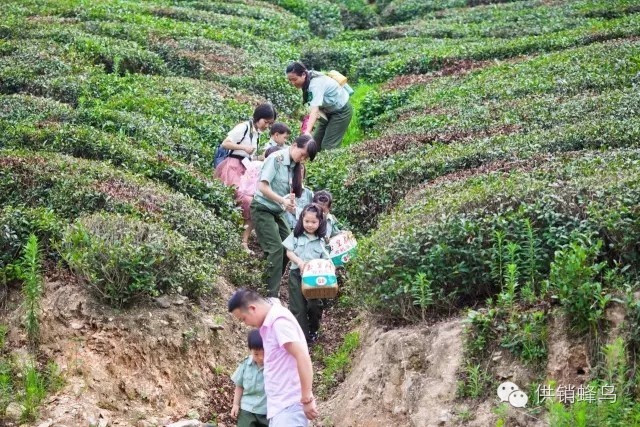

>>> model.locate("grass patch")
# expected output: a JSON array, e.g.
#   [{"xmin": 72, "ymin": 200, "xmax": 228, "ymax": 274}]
[
  {"xmin": 315, "ymin": 331, "xmax": 360, "ymax": 398},
  {"xmin": 341, "ymin": 83, "xmax": 377, "ymax": 147}
]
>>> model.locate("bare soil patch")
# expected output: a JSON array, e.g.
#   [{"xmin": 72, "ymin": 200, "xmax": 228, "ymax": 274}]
[{"xmin": 1, "ymin": 267, "xmax": 247, "ymax": 427}]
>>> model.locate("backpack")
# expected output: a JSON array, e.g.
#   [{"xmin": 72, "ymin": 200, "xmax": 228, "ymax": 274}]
[{"xmin": 213, "ymin": 120, "xmax": 254, "ymax": 168}]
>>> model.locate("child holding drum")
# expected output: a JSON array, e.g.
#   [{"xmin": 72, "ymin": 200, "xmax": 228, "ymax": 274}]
[{"xmin": 282, "ymin": 203, "xmax": 331, "ymax": 344}]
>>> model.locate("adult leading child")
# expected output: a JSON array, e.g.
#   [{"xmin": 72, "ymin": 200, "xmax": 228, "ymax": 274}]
[{"xmin": 228, "ymin": 289, "xmax": 319, "ymax": 426}]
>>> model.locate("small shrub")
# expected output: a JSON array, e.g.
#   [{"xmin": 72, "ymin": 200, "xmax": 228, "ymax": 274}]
[
  {"xmin": 337, "ymin": 0, "xmax": 379, "ymax": 30},
  {"xmin": 45, "ymin": 361, "xmax": 65, "ymax": 393},
  {"xmin": 0, "ymin": 359, "xmax": 11, "ymax": 415},
  {"xmin": 317, "ymin": 331, "xmax": 360, "ymax": 397},
  {"xmin": 358, "ymin": 88, "xmax": 415, "ymax": 130},
  {"xmin": 0, "ymin": 206, "xmax": 63, "ymax": 269},
  {"xmin": 307, "ymin": 1, "xmax": 344, "ymax": 39},
  {"xmin": 464, "ymin": 308, "xmax": 497, "ymax": 360},
  {"xmin": 72, "ymin": 36, "xmax": 167, "ymax": 76},
  {"xmin": 548, "ymin": 233, "xmax": 610, "ymax": 334},
  {"xmin": 222, "ymin": 249, "xmax": 266, "ymax": 291},
  {"xmin": 0, "ymin": 325, "xmax": 6, "ymax": 351},
  {"xmin": 457, "ymin": 363, "xmax": 492, "ymax": 399},
  {"xmin": 500, "ymin": 311, "xmax": 548, "ymax": 364},
  {"xmin": 60, "ymin": 213, "xmax": 216, "ymax": 307},
  {"xmin": 16, "ymin": 235, "xmax": 43, "ymax": 347},
  {"xmin": 410, "ymin": 271, "xmax": 434, "ymax": 321},
  {"xmin": 21, "ymin": 364, "xmax": 46, "ymax": 423}
]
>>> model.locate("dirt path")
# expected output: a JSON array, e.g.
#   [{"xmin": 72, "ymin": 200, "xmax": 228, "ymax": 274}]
[{"xmin": 317, "ymin": 319, "xmax": 470, "ymax": 427}]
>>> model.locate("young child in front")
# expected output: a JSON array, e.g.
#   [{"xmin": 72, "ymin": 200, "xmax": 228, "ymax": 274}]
[
  {"xmin": 230, "ymin": 329, "xmax": 268, "ymax": 427},
  {"xmin": 263, "ymin": 122, "xmax": 291, "ymax": 152},
  {"xmin": 312, "ymin": 190, "xmax": 346, "ymax": 242},
  {"xmin": 282, "ymin": 203, "xmax": 330, "ymax": 343}
]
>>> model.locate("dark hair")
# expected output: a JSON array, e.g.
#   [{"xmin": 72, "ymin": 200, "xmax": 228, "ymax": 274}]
[
  {"xmin": 264, "ymin": 145, "xmax": 285, "ymax": 159},
  {"xmin": 293, "ymin": 203, "xmax": 327, "ymax": 238},
  {"xmin": 270, "ymin": 122, "xmax": 291, "ymax": 136},
  {"xmin": 228, "ymin": 288, "xmax": 263, "ymax": 312},
  {"xmin": 253, "ymin": 103, "xmax": 276, "ymax": 123},
  {"xmin": 285, "ymin": 61, "xmax": 308, "ymax": 76},
  {"xmin": 312, "ymin": 190, "xmax": 333, "ymax": 208},
  {"xmin": 286, "ymin": 62, "xmax": 317, "ymax": 104},
  {"xmin": 291, "ymin": 135, "xmax": 318, "ymax": 198},
  {"xmin": 248, "ymin": 329, "xmax": 263, "ymax": 350}
]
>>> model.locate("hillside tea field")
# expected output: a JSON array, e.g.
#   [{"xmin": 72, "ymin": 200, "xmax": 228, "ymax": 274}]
[{"xmin": 2, "ymin": 0, "xmax": 640, "ymax": 426}]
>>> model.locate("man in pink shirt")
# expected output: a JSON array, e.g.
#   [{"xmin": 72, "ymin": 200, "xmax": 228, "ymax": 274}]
[{"xmin": 228, "ymin": 288, "xmax": 318, "ymax": 426}]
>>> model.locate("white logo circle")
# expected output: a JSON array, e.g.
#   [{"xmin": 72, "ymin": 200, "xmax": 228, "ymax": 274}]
[
  {"xmin": 508, "ymin": 390, "xmax": 528, "ymax": 408},
  {"xmin": 497, "ymin": 382, "xmax": 520, "ymax": 402}
]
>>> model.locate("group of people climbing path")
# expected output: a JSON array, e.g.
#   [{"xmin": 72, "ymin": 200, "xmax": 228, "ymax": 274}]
[{"xmin": 216, "ymin": 62, "xmax": 354, "ymax": 426}]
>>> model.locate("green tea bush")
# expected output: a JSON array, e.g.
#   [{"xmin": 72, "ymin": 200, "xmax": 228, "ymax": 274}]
[
  {"xmin": 336, "ymin": 0, "xmax": 378, "ymax": 30},
  {"xmin": 0, "ymin": 206, "xmax": 62, "ymax": 269},
  {"xmin": 268, "ymin": 0, "xmax": 310, "ymax": 17},
  {"xmin": 0, "ymin": 151, "xmax": 241, "ymax": 251},
  {"xmin": 161, "ymin": 197, "xmax": 241, "ymax": 257},
  {"xmin": 380, "ymin": 0, "xmax": 465, "ymax": 24},
  {"xmin": 500, "ymin": 310, "xmax": 548, "ymax": 364},
  {"xmin": 299, "ymin": 46, "xmax": 358, "ymax": 78},
  {"xmin": 340, "ymin": 13, "xmax": 640, "ymax": 82},
  {"xmin": 358, "ymin": 87, "xmax": 415, "ymax": 130},
  {"xmin": 183, "ymin": 0, "xmax": 300, "ymax": 24},
  {"xmin": 308, "ymin": 108, "xmax": 640, "ymax": 233},
  {"xmin": 547, "ymin": 233, "xmax": 610, "ymax": 334},
  {"xmin": 308, "ymin": 1, "xmax": 344, "ymax": 39},
  {"xmin": 348, "ymin": 151, "xmax": 640, "ymax": 321},
  {"xmin": 71, "ymin": 35, "xmax": 167, "ymax": 75},
  {"xmin": 343, "ymin": 0, "xmax": 626, "ymax": 41},
  {"xmin": 77, "ymin": 73, "xmax": 249, "ymax": 148},
  {"xmin": 0, "ymin": 42, "xmax": 77, "ymax": 95},
  {"xmin": 150, "ymin": 36, "xmax": 249, "ymax": 79},
  {"xmin": 60, "ymin": 213, "xmax": 217, "ymax": 306},
  {"xmin": 0, "ymin": 123, "xmax": 239, "ymax": 217},
  {"xmin": 0, "ymin": 94, "xmax": 74, "ymax": 123},
  {"xmin": 268, "ymin": 0, "xmax": 343, "ymax": 38},
  {"xmin": 223, "ymin": 70, "xmax": 301, "ymax": 116}
]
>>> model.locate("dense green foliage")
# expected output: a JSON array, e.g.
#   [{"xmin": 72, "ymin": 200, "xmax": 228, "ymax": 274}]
[
  {"xmin": 0, "ymin": 150, "xmax": 246, "ymax": 304},
  {"xmin": 2, "ymin": 0, "xmax": 640, "ymax": 424},
  {"xmin": 350, "ymin": 150, "xmax": 640, "ymax": 318},
  {"xmin": 61, "ymin": 213, "xmax": 216, "ymax": 305},
  {"xmin": 308, "ymin": 39, "xmax": 640, "ymax": 232}
]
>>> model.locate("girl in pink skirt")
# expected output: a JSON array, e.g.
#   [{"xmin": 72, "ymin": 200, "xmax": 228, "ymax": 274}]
[
  {"xmin": 215, "ymin": 104, "xmax": 277, "ymax": 252},
  {"xmin": 237, "ymin": 146, "xmax": 286, "ymax": 253}
]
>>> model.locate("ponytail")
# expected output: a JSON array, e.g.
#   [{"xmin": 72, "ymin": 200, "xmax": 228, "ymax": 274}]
[{"xmin": 291, "ymin": 134, "xmax": 318, "ymax": 198}]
